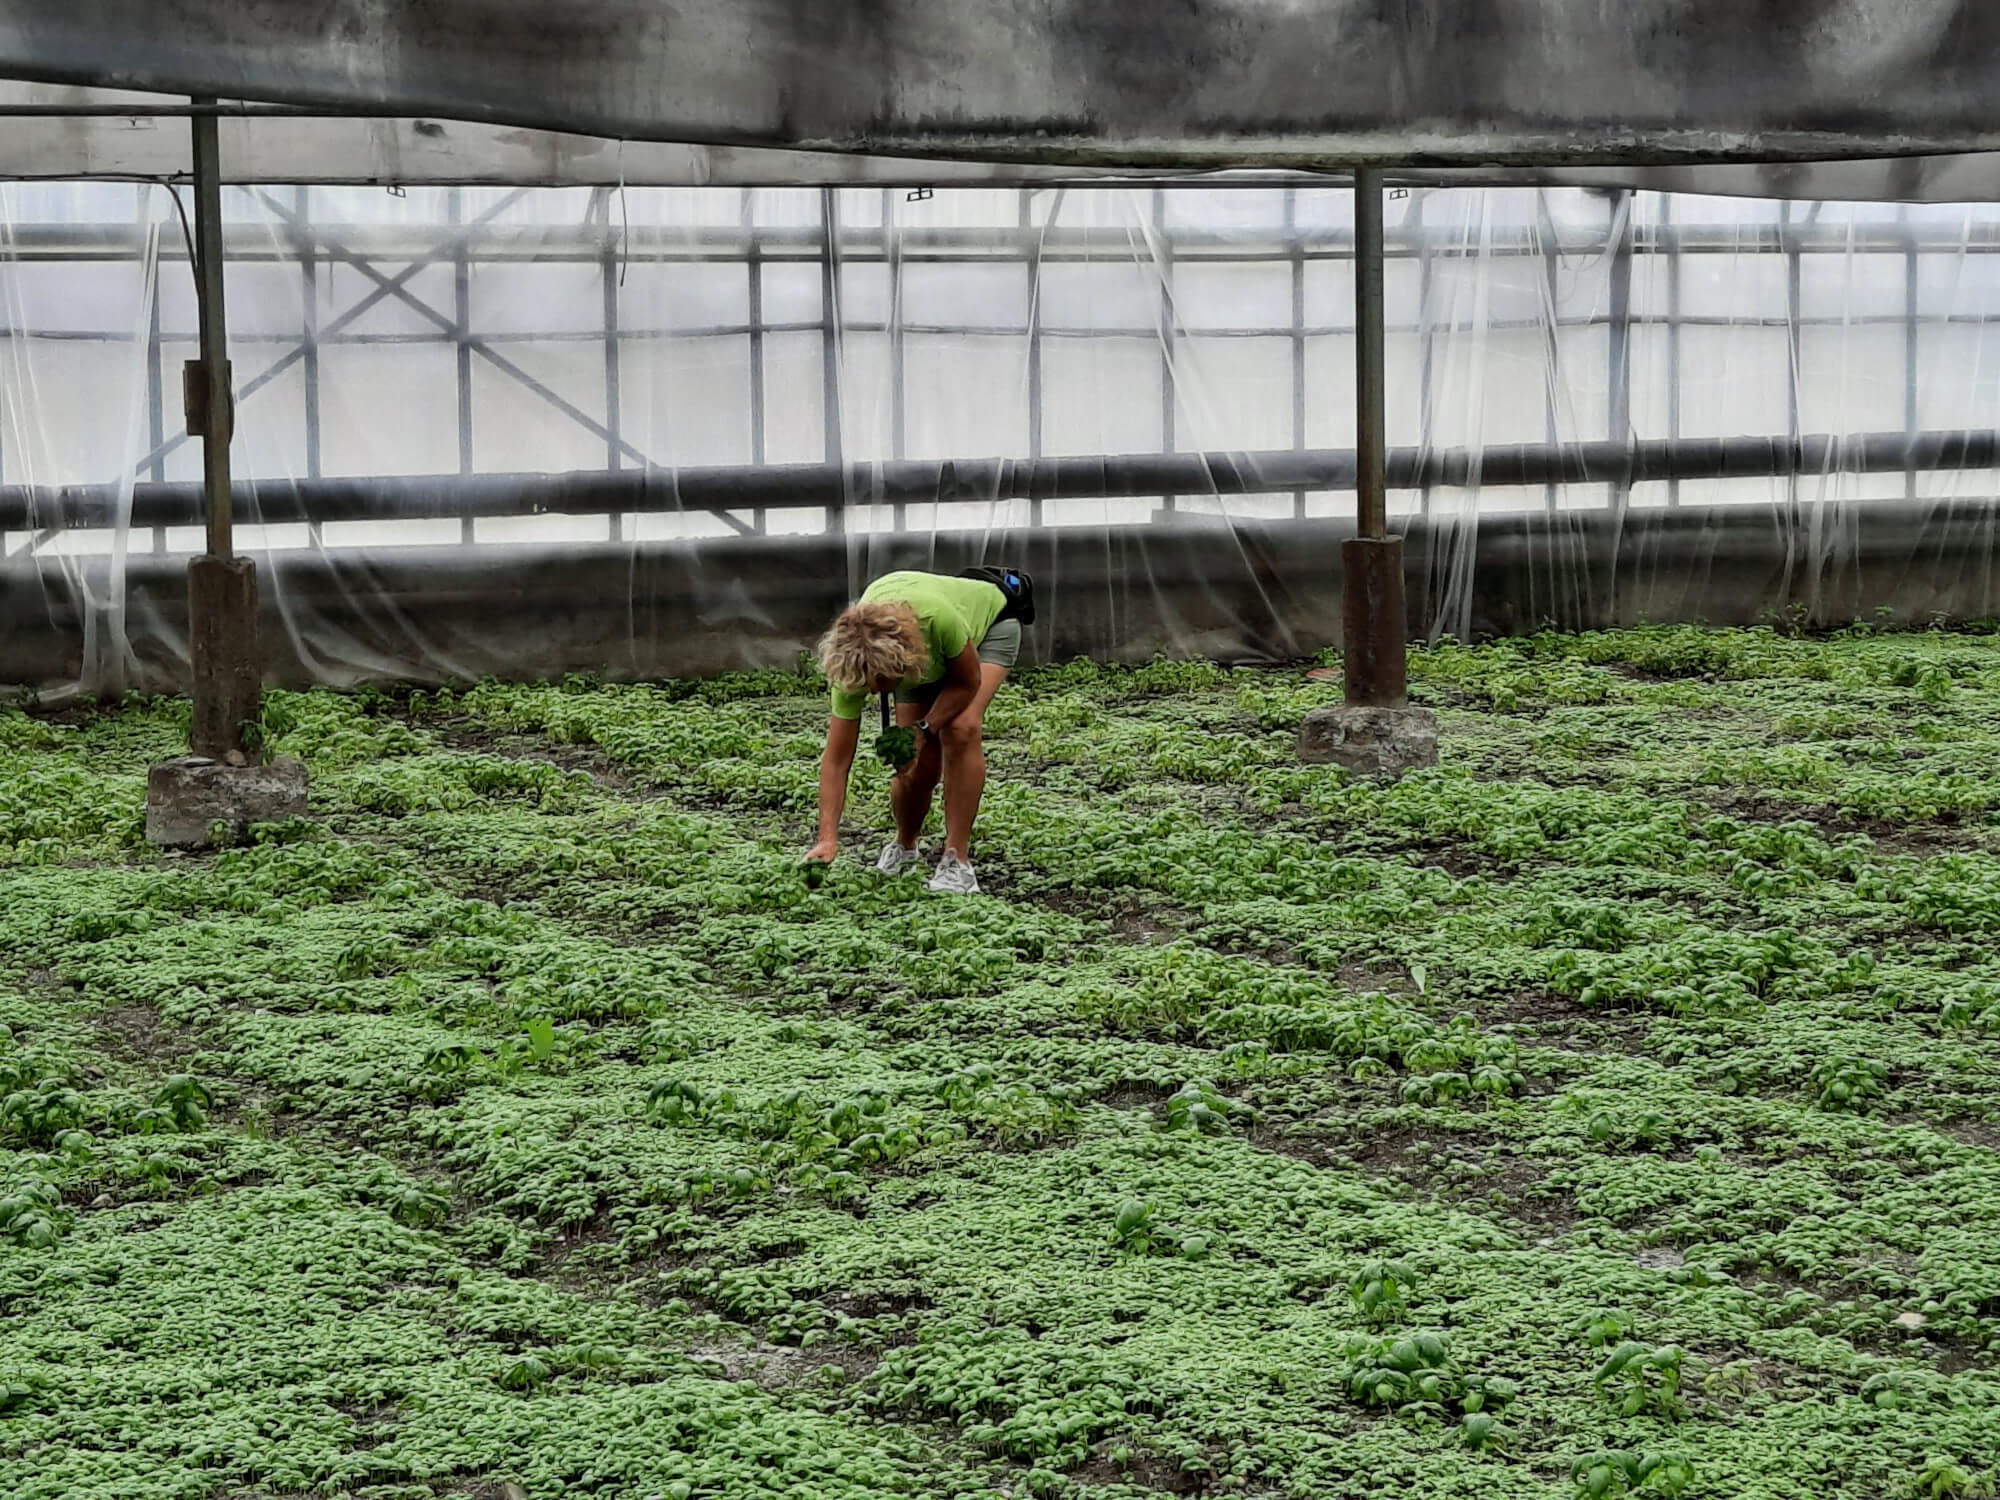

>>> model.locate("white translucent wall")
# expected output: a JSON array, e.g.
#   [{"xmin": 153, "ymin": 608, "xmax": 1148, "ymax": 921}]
[{"xmin": 9, "ymin": 180, "xmax": 2000, "ymax": 688}]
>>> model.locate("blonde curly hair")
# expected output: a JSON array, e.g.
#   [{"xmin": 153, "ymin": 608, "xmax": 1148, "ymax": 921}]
[{"xmin": 818, "ymin": 600, "xmax": 924, "ymax": 692}]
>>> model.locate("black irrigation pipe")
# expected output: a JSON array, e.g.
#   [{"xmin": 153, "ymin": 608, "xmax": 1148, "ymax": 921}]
[{"xmin": 5, "ymin": 430, "xmax": 1999, "ymax": 533}]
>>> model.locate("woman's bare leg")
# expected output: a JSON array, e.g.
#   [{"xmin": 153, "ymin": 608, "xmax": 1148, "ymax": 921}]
[
  {"xmin": 937, "ymin": 665, "xmax": 1008, "ymax": 860},
  {"xmin": 889, "ymin": 701, "xmax": 941, "ymax": 848}
]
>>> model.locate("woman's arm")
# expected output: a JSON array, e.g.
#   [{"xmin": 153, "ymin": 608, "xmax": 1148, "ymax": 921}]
[
  {"xmin": 807, "ymin": 714, "xmax": 862, "ymax": 860},
  {"xmin": 914, "ymin": 643, "xmax": 983, "ymax": 736}
]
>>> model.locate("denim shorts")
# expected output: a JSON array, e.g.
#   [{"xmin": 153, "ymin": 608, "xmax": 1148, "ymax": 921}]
[{"xmin": 893, "ymin": 618, "xmax": 1022, "ymax": 704}]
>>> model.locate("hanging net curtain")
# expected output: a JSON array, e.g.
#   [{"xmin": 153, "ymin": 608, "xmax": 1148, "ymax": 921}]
[{"xmin": 10, "ymin": 172, "xmax": 2000, "ymax": 694}]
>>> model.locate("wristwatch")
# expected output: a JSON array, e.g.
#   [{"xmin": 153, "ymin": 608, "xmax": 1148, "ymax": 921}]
[{"xmin": 915, "ymin": 719, "xmax": 932, "ymax": 738}]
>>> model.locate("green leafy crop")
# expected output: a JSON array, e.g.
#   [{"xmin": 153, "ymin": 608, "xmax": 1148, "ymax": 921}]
[
  {"xmin": 1593, "ymin": 1341, "xmax": 1689, "ymax": 1420},
  {"xmin": 1349, "ymin": 1257, "xmax": 1419, "ymax": 1324},
  {"xmin": 1571, "ymin": 1448, "xmax": 1695, "ymax": 1498},
  {"xmin": 6, "ymin": 628, "xmax": 2000, "ymax": 1500}
]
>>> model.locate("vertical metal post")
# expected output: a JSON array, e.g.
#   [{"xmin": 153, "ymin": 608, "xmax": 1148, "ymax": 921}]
[
  {"xmin": 183, "ymin": 100, "xmax": 260, "ymax": 761},
  {"xmin": 1026, "ymin": 189, "xmax": 1045, "ymax": 529},
  {"xmin": 1784, "ymin": 200, "xmax": 1801, "ymax": 512},
  {"xmin": 819, "ymin": 187, "xmax": 846, "ymax": 536},
  {"xmin": 1415, "ymin": 190, "xmax": 1435, "ymax": 521},
  {"xmin": 1539, "ymin": 190, "xmax": 1561, "ymax": 514},
  {"xmin": 1904, "ymin": 205, "xmax": 1919, "ymax": 501},
  {"xmin": 1288, "ymin": 185, "xmax": 1306, "ymax": 520},
  {"xmin": 1342, "ymin": 164, "xmax": 1406, "ymax": 709},
  {"xmin": 1665, "ymin": 196, "xmax": 1681, "ymax": 507},
  {"xmin": 192, "ymin": 107, "xmax": 232, "ymax": 559},
  {"xmin": 746, "ymin": 189, "xmax": 766, "ymax": 464},
  {"xmin": 298, "ymin": 185, "xmax": 322, "ymax": 538},
  {"xmin": 452, "ymin": 187, "xmax": 474, "ymax": 542},
  {"xmin": 298, "ymin": 184, "xmax": 322, "ymax": 484},
  {"xmin": 1607, "ymin": 190, "xmax": 1634, "ymax": 518},
  {"xmin": 886, "ymin": 187, "xmax": 907, "ymax": 532},
  {"xmin": 1354, "ymin": 167, "xmax": 1387, "ymax": 541},
  {"xmin": 145, "ymin": 212, "xmax": 166, "ymax": 553},
  {"xmin": 601, "ymin": 188, "xmax": 624, "ymax": 540},
  {"xmin": 1155, "ymin": 187, "xmax": 1176, "ymax": 515}
]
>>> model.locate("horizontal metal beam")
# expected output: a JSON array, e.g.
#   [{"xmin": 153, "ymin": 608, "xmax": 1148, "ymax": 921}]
[
  {"xmin": 0, "ymin": 102, "xmax": 342, "ymax": 118},
  {"xmin": 11, "ymin": 219, "xmax": 2000, "ymax": 265},
  {"xmin": 4, "ymin": 429, "xmax": 1997, "ymax": 532}
]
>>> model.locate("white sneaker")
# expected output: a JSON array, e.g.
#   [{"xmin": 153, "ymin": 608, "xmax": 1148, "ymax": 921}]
[
  {"xmin": 928, "ymin": 851, "xmax": 980, "ymax": 895},
  {"xmin": 876, "ymin": 841, "xmax": 923, "ymax": 876}
]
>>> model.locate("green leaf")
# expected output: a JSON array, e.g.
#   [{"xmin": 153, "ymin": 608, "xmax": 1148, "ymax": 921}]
[
  {"xmin": 525, "ymin": 1017, "xmax": 556, "ymax": 1063},
  {"xmin": 875, "ymin": 727, "xmax": 917, "ymax": 769},
  {"xmin": 1595, "ymin": 1341, "xmax": 1647, "ymax": 1383},
  {"xmin": 1112, "ymin": 1199, "xmax": 1152, "ymax": 1239}
]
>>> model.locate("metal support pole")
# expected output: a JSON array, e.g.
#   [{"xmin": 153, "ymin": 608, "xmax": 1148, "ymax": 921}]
[
  {"xmin": 1666, "ymin": 195, "xmax": 1682, "ymax": 507},
  {"xmin": 299, "ymin": 186, "xmax": 322, "ymax": 492},
  {"xmin": 452, "ymin": 188, "xmax": 474, "ymax": 543},
  {"xmin": 145, "ymin": 212, "xmax": 167, "ymax": 554},
  {"xmin": 601, "ymin": 188, "xmax": 625, "ymax": 541},
  {"xmin": 1904, "ymin": 204, "xmax": 1919, "ymax": 502},
  {"xmin": 1540, "ymin": 190, "xmax": 1561, "ymax": 514},
  {"xmin": 1154, "ymin": 187, "xmax": 1177, "ymax": 515},
  {"xmin": 1608, "ymin": 190, "xmax": 1634, "ymax": 519},
  {"xmin": 819, "ymin": 187, "xmax": 846, "ymax": 537},
  {"xmin": 1354, "ymin": 167, "xmax": 1388, "ymax": 542},
  {"xmin": 192, "ymin": 107, "xmax": 232, "ymax": 559},
  {"xmin": 1288, "ymin": 185, "xmax": 1306, "ymax": 520},
  {"xmin": 183, "ymin": 99, "xmax": 260, "ymax": 760},
  {"xmin": 1414, "ymin": 189, "xmax": 1435, "ymax": 521},
  {"xmin": 1026, "ymin": 189, "xmax": 1046, "ymax": 529},
  {"xmin": 887, "ymin": 187, "xmax": 907, "ymax": 533},
  {"xmin": 1342, "ymin": 166, "xmax": 1407, "ymax": 709}
]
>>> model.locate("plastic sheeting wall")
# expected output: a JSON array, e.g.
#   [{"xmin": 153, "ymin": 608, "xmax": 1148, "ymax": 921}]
[{"xmin": 9, "ymin": 182, "xmax": 2000, "ymax": 693}]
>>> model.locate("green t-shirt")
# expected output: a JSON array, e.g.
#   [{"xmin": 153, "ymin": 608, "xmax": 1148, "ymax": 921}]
[{"xmin": 827, "ymin": 571, "xmax": 1007, "ymax": 720}]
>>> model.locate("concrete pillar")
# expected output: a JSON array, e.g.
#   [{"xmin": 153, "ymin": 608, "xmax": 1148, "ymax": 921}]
[
  {"xmin": 1341, "ymin": 534, "xmax": 1408, "ymax": 708},
  {"xmin": 187, "ymin": 554, "xmax": 260, "ymax": 759}
]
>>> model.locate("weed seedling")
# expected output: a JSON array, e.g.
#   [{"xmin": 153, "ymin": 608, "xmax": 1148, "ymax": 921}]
[
  {"xmin": 499, "ymin": 1353, "xmax": 553, "ymax": 1391},
  {"xmin": 1574, "ymin": 1311, "xmax": 1637, "ymax": 1349},
  {"xmin": 1811, "ymin": 1056, "xmax": 1887, "ymax": 1112},
  {"xmin": 1570, "ymin": 1450, "xmax": 1694, "ymax": 1499},
  {"xmin": 1594, "ymin": 1342, "xmax": 1688, "ymax": 1420},
  {"xmin": 1110, "ymin": 1199, "xmax": 1160, "ymax": 1255},
  {"xmin": 153, "ymin": 1074, "xmax": 214, "ymax": 1132},
  {"xmin": 1916, "ymin": 1458, "xmax": 1995, "ymax": 1499},
  {"xmin": 0, "ymin": 1182, "xmax": 66, "ymax": 1248},
  {"xmin": 1161, "ymin": 1079, "xmax": 1247, "ymax": 1134},
  {"xmin": 1342, "ymin": 1332, "xmax": 1462, "ymax": 1411},
  {"xmin": 1349, "ymin": 1258, "xmax": 1418, "ymax": 1325}
]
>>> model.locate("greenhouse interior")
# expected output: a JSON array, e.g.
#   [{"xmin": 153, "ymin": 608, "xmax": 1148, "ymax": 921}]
[{"xmin": 7, "ymin": 9, "xmax": 2000, "ymax": 1500}]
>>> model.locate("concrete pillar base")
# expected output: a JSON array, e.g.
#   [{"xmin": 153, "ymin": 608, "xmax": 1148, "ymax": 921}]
[
  {"xmin": 145, "ymin": 756, "xmax": 309, "ymax": 848},
  {"xmin": 1297, "ymin": 704, "xmax": 1438, "ymax": 778},
  {"xmin": 189, "ymin": 554, "xmax": 261, "ymax": 760}
]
